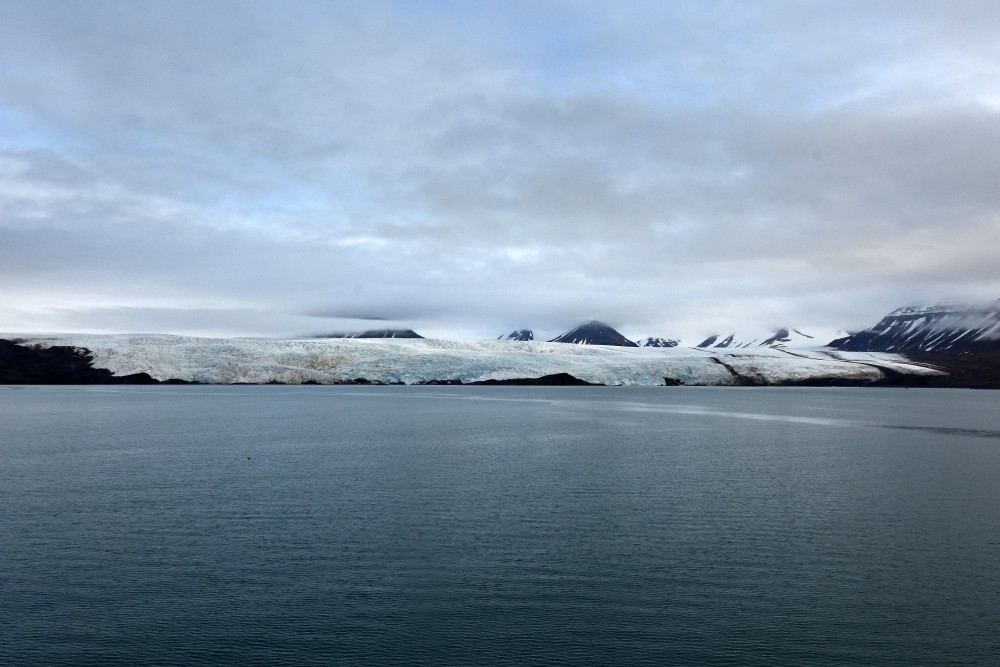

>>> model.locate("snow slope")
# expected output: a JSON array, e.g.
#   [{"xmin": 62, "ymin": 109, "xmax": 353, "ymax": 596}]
[
  {"xmin": 7, "ymin": 334, "xmax": 943, "ymax": 386},
  {"xmin": 697, "ymin": 327, "xmax": 820, "ymax": 350}
]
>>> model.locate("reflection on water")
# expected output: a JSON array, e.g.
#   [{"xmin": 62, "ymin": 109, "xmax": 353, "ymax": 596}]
[{"xmin": 2, "ymin": 385, "xmax": 999, "ymax": 666}]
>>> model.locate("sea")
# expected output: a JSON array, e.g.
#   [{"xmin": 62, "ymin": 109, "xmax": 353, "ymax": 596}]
[{"xmin": 2, "ymin": 385, "xmax": 999, "ymax": 666}]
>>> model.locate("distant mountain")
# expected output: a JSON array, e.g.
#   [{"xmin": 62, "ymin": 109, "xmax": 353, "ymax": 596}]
[
  {"xmin": 315, "ymin": 329, "xmax": 424, "ymax": 339},
  {"xmin": 697, "ymin": 328, "xmax": 816, "ymax": 350},
  {"xmin": 9, "ymin": 300, "xmax": 1000, "ymax": 387},
  {"xmin": 638, "ymin": 337, "xmax": 680, "ymax": 348},
  {"xmin": 549, "ymin": 321, "xmax": 638, "ymax": 347},
  {"xmin": 828, "ymin": 302, "xmax": 1000, "ymax": 355},
  {"xmin": 498, "ymin": 329, "xmax": 534, "ymax": 341}
]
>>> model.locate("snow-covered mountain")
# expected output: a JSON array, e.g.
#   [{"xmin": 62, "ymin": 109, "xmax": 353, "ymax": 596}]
[
  {"xmin": 10, "ymin": 301, "xmax": 1000, "ymax": 386},
  {"xmin": 549, "ymin": 321, "xmax": 638, "ymax": 347},
  {"xmin": 638, "ymin": 337, "xmax": 680, "ymax": 348},
  {"xmin": 697, "ymin": 328, "xmax": 818, "ymax": 350},
  {"xmin": 828, "ymin": 302, "xmax": 1000, "ymax": 355},
  {"xmin": 499, "ymin": 329, "xmax": 534, "ymax": 341},
  {"xmin": 504, "ymin": 327, "xmax": 676, "ymax": 347}
]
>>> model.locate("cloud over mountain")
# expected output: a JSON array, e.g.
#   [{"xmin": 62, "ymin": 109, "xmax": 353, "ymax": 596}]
[{"xmin": 2, "ymin": 2, "xmax": 999, "ymax": 338}]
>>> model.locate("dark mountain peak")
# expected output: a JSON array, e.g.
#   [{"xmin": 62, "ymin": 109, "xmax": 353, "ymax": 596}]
[
  {"xmin": 829, "ymin": 302, "xmax": 1000, "ymax": 355},
  {"xmin": 638, "ymin": 337, "xmax": 679, "ymax": 348},
  {"xmin": 499, "ymin": 329, "xmax": 534, "ymax": 341},
  {"xmin": 549, "ymin": 321, "xmax": 638, "ymax": 347},
  {"xmin": 314, "ymin": 329, "xmax": 424, "ymax": 339}
]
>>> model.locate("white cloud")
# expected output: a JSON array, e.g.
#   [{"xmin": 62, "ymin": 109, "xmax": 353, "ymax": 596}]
[{"xmin": 1, "ymin": 1, "xmax": 998, "ymax": 341}]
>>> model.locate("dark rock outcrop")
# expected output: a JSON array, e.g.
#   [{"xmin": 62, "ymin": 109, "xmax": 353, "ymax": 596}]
[
  {"xmin": 471, "ymin": 373, "xmax": 597, "ymax": 386},
  {"xmin": 0, "ymin": 339, "xmax": 160, "ymax": 384}
]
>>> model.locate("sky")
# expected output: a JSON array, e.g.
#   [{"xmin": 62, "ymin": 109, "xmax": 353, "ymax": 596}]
[{"xmin": 1, "ymin": 0, "xmax": 999, "ymax": 342}]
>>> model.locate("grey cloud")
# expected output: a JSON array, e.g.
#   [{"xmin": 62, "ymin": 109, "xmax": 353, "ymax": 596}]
[{"xmin": 1, "ymin": 1, "xmax": 998, "ymax": 340}]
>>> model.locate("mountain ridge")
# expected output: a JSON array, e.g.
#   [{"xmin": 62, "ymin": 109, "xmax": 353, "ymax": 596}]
[
  {"xmin": 4, "ymin": 300, "xmax": 1000, "ymax": 387},
  {"xmin": 697, "ymin": 327, "xmax": 817, "ymax": 350},
  {"xmin": 829, "ymin": 302, "xmax": 1000, "ymax": 355}
]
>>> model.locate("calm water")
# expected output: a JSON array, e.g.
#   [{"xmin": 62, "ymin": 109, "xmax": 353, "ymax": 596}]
[{"xmin": 2, "ymin": 386, "xmax": 999, "ymax": 666}]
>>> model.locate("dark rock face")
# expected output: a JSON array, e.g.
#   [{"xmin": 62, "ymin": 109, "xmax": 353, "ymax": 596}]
[
  {"xmin": 0, "ymin": 339, "xmax": 159, "ymax": 384},
  {"xmin": 315, "ymin": 329, "xmax": 424, "ymax": 339},
  {"xmin": 828, "ymin": 303, "xmax": 1000, "ymax": 355},
  {"xmin": 904, "ymin": 351, "xmax": 1000, "ymax": 389},
  {"xmin": 499, "ymin": 329, "xmax": 534, "ymax": 341},
  {"xmin": 639, "ymin": 337, "xmax": 680, "ymax": 348},
  {"xmin": 549, "ymin": 321, "xmax": 638, "ymax": 347},
  {"xmin": 471, "ymin": 372, "xmax": 597, "ymax": 386}
]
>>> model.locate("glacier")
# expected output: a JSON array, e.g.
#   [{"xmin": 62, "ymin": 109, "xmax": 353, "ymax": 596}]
[{"xmin": 6, "ymin": 334, "xmax": 945, "ymax": 386}]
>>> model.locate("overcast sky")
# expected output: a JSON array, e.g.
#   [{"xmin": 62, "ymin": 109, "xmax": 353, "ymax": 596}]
[{"xmin": 1, "ymin": 1, "xmax": 998, "ymax": 341}]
